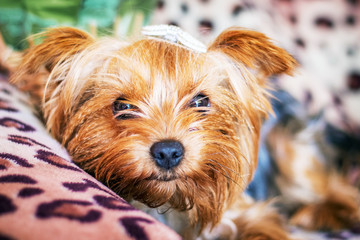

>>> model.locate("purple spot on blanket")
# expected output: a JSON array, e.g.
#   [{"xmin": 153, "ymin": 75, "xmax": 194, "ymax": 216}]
[
  {"xmin": 0, "ymin": 98, "xmax": 17, "ymax": 112},
  {"xmin": 18, "ymin": 187, "xmax": 44, "ymax": 198},
  {"xmin": 0, "ymin": 88, "xmax": 11, "ymax": 95},
  {"xmin": 35, "ymin": 150, "xmax": 81, "ymax": 172},
  {"xmin": 0, "ymin": 194, "xmax": 16, "ymax": 215},
  {"xmin": 0, "ymin": 174, "xmax": 37, "ymax": 184},
  {"xmin": 36, "ymin": 200, "xmax": 101, "ymax": 223},
  {"xmin": 94, "ymin": 195, "xmax": 134, "ymax": 211},
  {"xmin": 8, "ymin": 135, "xmax": 50, "ymax": 149},
  {"xmin": 63, "ymin": 179, "xmax": 115, "ymax": 196},
  {"xmin": 0, "ymin": 117, "xmax": 35, "ymax": 132},
  {"xmin": 120, "ymin": 217, "xmax": 153, "ymax": 240},
  {"xmin": 63, "ymin": 179, "xmax": 100, "ymax": 191},
  {"xmin": 0, "ymin": 165, "xmax": 6, "ymax": 170},
  {"xmin": 0, "ymin": 153, "xmax": 33, "ymax": 168}
]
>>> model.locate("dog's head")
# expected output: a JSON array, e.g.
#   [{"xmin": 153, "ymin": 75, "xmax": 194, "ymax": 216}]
[{"xmin": 12, "ymin": 26, "xmax": 296, "ymax": 228}]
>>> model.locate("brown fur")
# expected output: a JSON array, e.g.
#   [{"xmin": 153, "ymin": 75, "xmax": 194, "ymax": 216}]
[
  {"xmin": 290, "ymin": 178, "xmax": 360, "ymax": 231},
  {"xmin": 11, "ymin": 26, "xmax": 296, "ymax": 238},
  {"xmin": 199, "ymin": 197, "xmax": 290, "ymax": 240},
  {"xmin": 267, "ymin": 123, "xmax": 360, "ymax": 231}
]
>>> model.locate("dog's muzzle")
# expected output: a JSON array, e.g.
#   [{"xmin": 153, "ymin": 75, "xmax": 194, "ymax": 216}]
[{"xmin": 150, "ymin": 140, "xmax": 184, "ymax": 170}]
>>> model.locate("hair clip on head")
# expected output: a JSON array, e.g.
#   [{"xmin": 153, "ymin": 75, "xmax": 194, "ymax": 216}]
[{"xmin": 141, "ymin": 25, "xmax": 207, "ymax": 53}]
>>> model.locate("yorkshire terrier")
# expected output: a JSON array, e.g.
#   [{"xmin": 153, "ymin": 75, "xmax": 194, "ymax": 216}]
[{"xmin": 11, "ymin": 25, "xmax": 296, "ymax": 239}]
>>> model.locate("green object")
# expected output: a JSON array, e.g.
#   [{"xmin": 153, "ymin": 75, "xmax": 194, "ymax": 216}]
[
  {"xmin": 24, "ymin": 0, "xmax": 80, "ymax": 24},
  {"xmin": 0, "ymin": 0, "xmax": 82, "ymax": 49},
  {"xmin": 0, "ymin": 1, "xmax": 28, "ymax": 49},
  {"xmin": 0, "ymin": 0, "xmax": 157, "ymax": 50},
  {"xmin": 79, "ymin": 0, "xmax": 120, "ymax": 35},
  {"xmin": 118, "ymin": 0, "xmax": 156, "ymax": 21}
]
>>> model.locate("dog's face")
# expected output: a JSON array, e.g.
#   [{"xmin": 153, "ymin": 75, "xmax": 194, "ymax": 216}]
[{"xmin": 13, "ymin": 27, "xmax": 295, "ymax": 227}]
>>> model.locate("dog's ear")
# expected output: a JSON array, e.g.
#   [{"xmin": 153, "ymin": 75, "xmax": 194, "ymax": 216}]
[
  {"xmin": 10, "ymin": 27, "xmax": 96, "ymax": 140},
  {"xmin": 11, "ymin": 27, "xmax": 94, "ymax": 100},
  {"xmin": 19, "ymin": 27, "xmax": 93, "ymax": 74},
  {"xmin": 208, "ymin": 27, "xmax": 297, "ymax": 77}
]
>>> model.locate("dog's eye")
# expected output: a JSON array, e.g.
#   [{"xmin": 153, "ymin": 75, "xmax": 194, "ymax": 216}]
[
  {"xmin": 190, "ymin": 94, "xmax": 210, "ymax": 109},
  {"xmin": 113, "ymin": 99, "xmax": 135, "ymax": 111},
  {"xmin": 113, "ymin": 98, "xmax": 138, "ymax": 120}
]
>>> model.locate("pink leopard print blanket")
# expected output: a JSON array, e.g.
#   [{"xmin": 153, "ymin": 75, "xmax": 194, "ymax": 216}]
[{"xmin": 0, "ymin": 76, "xmax": 181, "ymax": 240}]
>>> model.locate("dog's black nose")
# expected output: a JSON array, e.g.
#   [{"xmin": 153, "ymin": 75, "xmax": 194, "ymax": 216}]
[{"xmin": 150, "ymin": 140, "xmax": 184, "ymax": 170}]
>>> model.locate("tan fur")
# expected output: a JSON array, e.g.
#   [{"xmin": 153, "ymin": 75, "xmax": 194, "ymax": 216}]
[
  {"xmin": 229, "ymin": 198, "xmax": 290, "ymax": 240},
  {"xmin": 200, "ymin": 197, "xmax": 290, "ymax": 240},
  {"xmin": 290, "ymin": 174, "xmax": 360, "ymax": 231},
  {"xmin": 11, "ymin": 26, "xmax": 296, "ymax": 238},
  {"xmin": 268, "ymin": 123, "xmax": 360, "ymax": 231}
]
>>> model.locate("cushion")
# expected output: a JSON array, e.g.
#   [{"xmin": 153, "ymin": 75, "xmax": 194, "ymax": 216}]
[{"xmin": 0, "ymin": 76, "xmax": 180, "ymax": 240}]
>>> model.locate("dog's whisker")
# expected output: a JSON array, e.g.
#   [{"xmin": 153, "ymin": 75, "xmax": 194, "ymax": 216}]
[
  {"xmin": 206, "ymin": 159, "xmax": 250, "ymax": 185},
  {"xmin": 208, "ymin": 158, "xmax": 251, "ymax": 179},
  {"xmin": 206, "ymin": 163, "xmax": 243, "ymax": 187}
]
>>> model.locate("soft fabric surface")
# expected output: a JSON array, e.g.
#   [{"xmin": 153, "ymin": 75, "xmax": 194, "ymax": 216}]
[{"xmin": 0, "ymin": 77, "xmax": 180, "ymax": 240}]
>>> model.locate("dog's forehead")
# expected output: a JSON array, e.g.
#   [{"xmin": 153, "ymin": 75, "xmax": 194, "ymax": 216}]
[
  {"xmin": 111, "ymin": 39, "xmax": 221, "ymax": 95},
  {"xmin": 122, "ymin": 38, "xmax": 207, "ymax": 70}
]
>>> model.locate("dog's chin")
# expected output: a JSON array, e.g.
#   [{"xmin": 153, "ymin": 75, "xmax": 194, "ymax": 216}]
[
  {"xmin": 146, "ymin": 170, "xmax": 179, "ymax": 182},
  {"xmin": 146, "ymin": 175, "xmax": 179, "ymax": 182}
]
